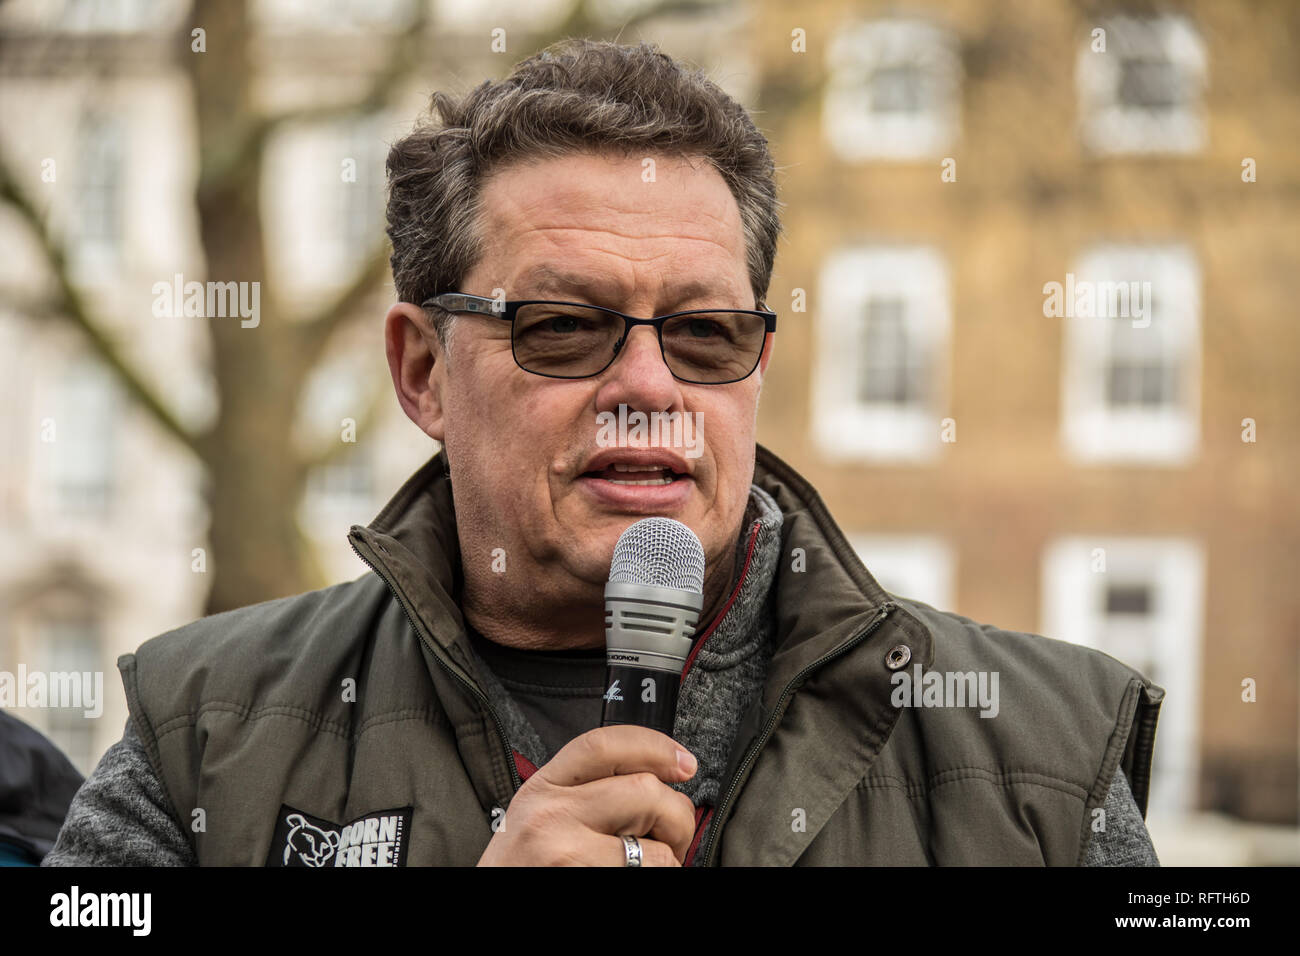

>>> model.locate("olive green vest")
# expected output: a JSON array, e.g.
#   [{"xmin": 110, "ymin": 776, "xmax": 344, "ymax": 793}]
[{"xmin": 119, "ymin": 445, "xmax": 1163, "ymax": 866}]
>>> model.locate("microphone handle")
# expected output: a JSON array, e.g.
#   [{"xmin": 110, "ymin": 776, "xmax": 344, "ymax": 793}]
[
  {"xmin": 600, "ymin": 580, "xmax": 701, "ymax": 736},
  {"xmin": 600, "ymin": 663, "xmax": 681, "ymax": 735}
]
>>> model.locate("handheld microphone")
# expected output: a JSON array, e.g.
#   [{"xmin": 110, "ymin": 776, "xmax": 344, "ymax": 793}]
[{"xmin": 600, "ymin": 517, "xmax": 706, "ymax": 735}]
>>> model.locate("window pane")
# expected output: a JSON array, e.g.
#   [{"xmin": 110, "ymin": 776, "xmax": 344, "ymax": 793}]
[
  {"xmin": 77, "ymin": 115, "xmax": 124, "ymax": 253},
  {"xmin": 870, "ymin": 64, "xmax": 927, "ymax": 113},
  {"xmin": 1105, "ymin": 583, "xmax": 1153, "ymax": 615},
  {"xmin": 48, "ymin": 358, "xmax": 118, "ymax": 515},
  {"xmin": 859, "ymin": 297, "xmax": 924, "ymax": 406},
  {"xmin": 1117, "ymin": 58, "xmax": 1185, "ymax": 110},
  {"xmin": 1105, "ymin": 298, "xmax": 1179, "ymax": 409}
]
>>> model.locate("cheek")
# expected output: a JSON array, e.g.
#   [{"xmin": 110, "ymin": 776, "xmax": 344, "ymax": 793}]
[
  {"xmin": 714, "ymin": 397, "xmax": 760, "ymax": 497},
  {"xmin": 454, "ymin": 383, "xmax": 594, "ymax": 501},
  {"xmin": 704, "ymin": 395, "xmax": 758, "ymax": 461}
]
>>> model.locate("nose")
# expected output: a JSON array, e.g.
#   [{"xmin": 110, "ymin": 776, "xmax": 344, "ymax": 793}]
[{"xmin": 594, "ymin": 325, "xmax": 682, "ymax": 415}]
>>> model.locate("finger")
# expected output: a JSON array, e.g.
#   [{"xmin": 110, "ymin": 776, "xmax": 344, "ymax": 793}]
[
  {"xmin": 538, "ymin": 724, "xmax": 696, "ymax": 788},
  {"xmin": 567, "ymin": 773, "xmax": 697, "ymax": 862},
  {"xmin": 605, "ymin": 834, "xmax": 680, "ymax": 868}
]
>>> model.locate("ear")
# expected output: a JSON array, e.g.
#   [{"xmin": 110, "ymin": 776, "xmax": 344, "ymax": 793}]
[
  {"xmin": 385, "ymin": 301, "xmax": 447, "ymax": 442},
  {"xmin": 757, "ymin": 331, "xmax": 776, "ymax": 376}
]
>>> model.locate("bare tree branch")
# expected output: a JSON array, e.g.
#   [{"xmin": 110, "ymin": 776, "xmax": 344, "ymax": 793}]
[
  {"xmin": 295, "ymin": 238, "xmax": 391, "ymax": 364},
  {"xmin": 0, "ymin": 155, "xmax": 204, "ymax": 459},
  {"xmin": 300, "ymin": 374, "xmax": 391, "ymax": 474},
  {"xmin": 199, "ymin": 3, "xmax": 430, "ymax": 194}
]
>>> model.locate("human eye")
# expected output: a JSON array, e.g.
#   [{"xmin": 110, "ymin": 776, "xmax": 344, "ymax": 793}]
[
  {"xmin": 686, "ymin": 317, "xmax": 726, "ymax": 338},
  {"xmin": 515, "ymin": 304, "xmax": 602, "ymax": 335},
  {"xmin": 665, "ymin": 313, "xmax": 739, "ymax": 343}
]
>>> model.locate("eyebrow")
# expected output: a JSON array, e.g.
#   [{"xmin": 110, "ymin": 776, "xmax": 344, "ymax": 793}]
[{"xmin": 512, "ymin": 264, "xmax": 743, "ymax": 310}]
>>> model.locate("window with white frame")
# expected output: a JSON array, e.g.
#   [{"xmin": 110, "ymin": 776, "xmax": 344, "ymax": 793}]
[
  {"xmin": 849, "ymin": 534, "xmax": 954, "ymax": 611},
  {"xmin": 812, "ymin": 246, "xmax": 949, "ymax": 461},
  {"xmin": 1040, "ymin": 536, "xmax": 1204, "ymax": 816},
  {"xmin": 73, "ymin": 113, "xmax": 125, "ymax": 267},
  {"xmin": 1060, "ymin": 245, "xmax": 1200, "ymax": 465},
  {"xmin": 823, "ymin": 19, "xmax": 961, "ymax": 161},
  {"xmin": 42, "ymin": 355, "xmax": 119, "ymax": 516},
  {"xmin": 1077, "ymin": 15, "xmax": 1207, "ymax": 155}
]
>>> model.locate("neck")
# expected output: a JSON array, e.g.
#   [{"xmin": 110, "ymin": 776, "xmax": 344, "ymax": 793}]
[{"xmin": 461, "ymin": 545, "xmax": 739, "ymax": 652}]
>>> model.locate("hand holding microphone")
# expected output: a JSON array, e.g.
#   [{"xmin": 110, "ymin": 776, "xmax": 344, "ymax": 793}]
[
  {"xmin": 476, "ymin": 517, "xmax": 705, "ymax": 867},
  {"xmin": 475, "ymin": 725, "xmax": 698, "ymax": 867}
]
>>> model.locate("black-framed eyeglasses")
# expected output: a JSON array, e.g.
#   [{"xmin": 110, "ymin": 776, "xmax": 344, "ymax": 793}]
[{"xmin": 422, "ymin": 292, "xmax": 777, "ymax": 385}]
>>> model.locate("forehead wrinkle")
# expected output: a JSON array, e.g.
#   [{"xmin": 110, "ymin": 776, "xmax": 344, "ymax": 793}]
[
  {"xmin": 510, "ymin": 221, "xmax": 741, "ymax": 252},
  {"xmin": 509, "ymin": 223, "xmax": 743, "ymax": 285},
  {"xmin": 509, "ymin": 258, "xmax": 745, "ymax": 310}
]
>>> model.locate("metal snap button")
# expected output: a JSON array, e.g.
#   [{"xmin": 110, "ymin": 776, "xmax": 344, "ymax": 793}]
[{"xmin": 885, "ymin": 644, "xmax": 912, "ymax": 670}]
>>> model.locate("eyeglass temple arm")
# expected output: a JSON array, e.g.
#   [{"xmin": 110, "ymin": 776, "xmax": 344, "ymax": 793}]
[{"xmin": 425, "ymin": 293, "xmax": 505, "ymax": 316}]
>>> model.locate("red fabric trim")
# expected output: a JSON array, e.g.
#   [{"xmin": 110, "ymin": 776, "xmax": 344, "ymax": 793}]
[
  {"xmin": 513, "ymin": 750, "xmax": 539, "ymax": 782},
  {"xmin": 684, "ymin": 805, "xmax": 715, "ymax": 866},
  {"xmin": 680, "ymin": 520, "xmax": 762, "ymax": 684},
  {"xmin": 677, "ymin": 520, "xmax": 759, "ymax": 865}
]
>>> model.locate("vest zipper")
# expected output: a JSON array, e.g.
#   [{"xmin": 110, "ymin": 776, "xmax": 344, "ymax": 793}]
[
  {"xmin": 349, "ymin": 537, "xmax": 523, "ymax": 794},
  {"xmin": 697, "ymin": 600, "xmax": 896, "ymax": 867}
]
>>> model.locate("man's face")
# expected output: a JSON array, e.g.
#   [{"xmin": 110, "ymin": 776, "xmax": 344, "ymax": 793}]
[{"xmin": 407, "ymin": 151, "xmax": 771, "ymax": 627}]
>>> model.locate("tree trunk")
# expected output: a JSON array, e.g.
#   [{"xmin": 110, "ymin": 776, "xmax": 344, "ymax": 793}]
[{"xmin": 189, "ymin": 0, "xmax": 312, "ymax": 614}]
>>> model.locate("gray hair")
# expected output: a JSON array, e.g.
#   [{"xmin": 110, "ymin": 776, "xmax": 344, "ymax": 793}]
[{"xmin": 385, "ymin": 38, "xmax": 783, "ymax": 352}]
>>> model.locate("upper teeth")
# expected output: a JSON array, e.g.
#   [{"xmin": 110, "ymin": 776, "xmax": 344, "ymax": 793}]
[{"xmin": 611, "ymin": 462, "xmax": 669, "ymax": 473}]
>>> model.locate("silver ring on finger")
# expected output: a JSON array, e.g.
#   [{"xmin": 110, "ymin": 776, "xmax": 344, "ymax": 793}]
[{"xmin": 621, "ymin": 834, "xmax": 643, "ymax": 868}]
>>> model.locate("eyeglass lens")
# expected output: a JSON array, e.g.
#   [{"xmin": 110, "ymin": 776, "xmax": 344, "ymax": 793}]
[{"xmin": 511, "ymin": 303, "xmax": 767, "ymax": 383}]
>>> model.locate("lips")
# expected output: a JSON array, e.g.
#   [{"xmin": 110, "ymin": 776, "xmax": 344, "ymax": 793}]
[
  {"xmin": 579, "ymin": 449, "xmax": 692, "ymax": 486},
  {"xmin": 590, "ymin": 464, "xmax": 677, "ymax": 485}
]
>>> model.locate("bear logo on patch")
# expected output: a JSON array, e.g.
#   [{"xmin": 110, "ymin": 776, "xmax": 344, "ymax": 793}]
[{"xmin": 283, "ymin": 812, "xmax": 340, "ymax": 867}]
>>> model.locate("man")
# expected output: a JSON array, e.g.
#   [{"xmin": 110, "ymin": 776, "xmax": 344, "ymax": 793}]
[{"xmin": 45, "ymin": 39, "xmax": 1161, "ymax": 867}]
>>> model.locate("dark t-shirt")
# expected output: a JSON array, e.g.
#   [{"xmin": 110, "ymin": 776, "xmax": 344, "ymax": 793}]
[{"xmin": 463, "ymin": 623, "xmax": 607, "ymax": 762}]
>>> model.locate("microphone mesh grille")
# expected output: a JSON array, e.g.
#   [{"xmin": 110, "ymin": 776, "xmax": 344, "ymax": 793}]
[{"xmin": 609, "ymin": 517, "xmax": 706, "ymax": 592}]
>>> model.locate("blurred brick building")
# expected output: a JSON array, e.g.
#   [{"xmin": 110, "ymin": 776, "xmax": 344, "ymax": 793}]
[{"xmin": 749, "ymin": 0, "xmax": 1299, "ymax": 826}]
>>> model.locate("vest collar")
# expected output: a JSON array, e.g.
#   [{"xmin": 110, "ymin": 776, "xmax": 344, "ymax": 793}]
[
  {"xmin": 347, "ymin": 443, "xmax": 936, "ymax": 859},
  {"xmin": 348, "ymin": 444, "xmax": 931, "ymax": 672}
]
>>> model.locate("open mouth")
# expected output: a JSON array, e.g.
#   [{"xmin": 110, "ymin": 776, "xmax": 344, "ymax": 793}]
[{"xmin": 582, "ymin": 462, "xmax": 685, "ymax": 486}]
